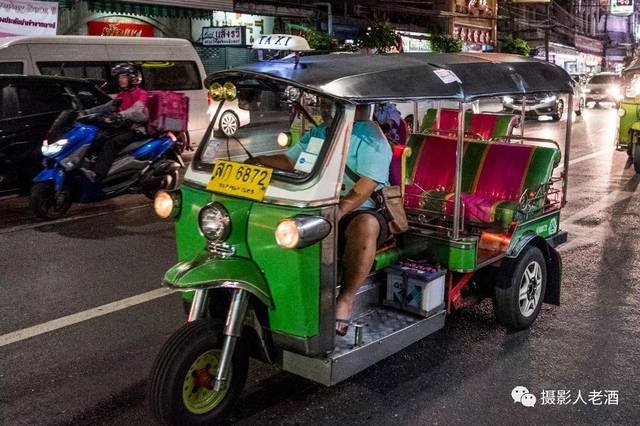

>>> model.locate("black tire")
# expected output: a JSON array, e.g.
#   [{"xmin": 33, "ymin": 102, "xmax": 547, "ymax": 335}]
[
  {"xmin": 494, "ymin": 245, "xmax": 547, "ymax": 331},
  {"xmin": 551, "ymin": 100, "xmax": 564, "ymax": 121},
  {"xmin": 217, "ymin": 111, "xmax": 240, "ymax": 137},
  {"xmin": 29, "ymin": 182, "xmax": 72, "ymax": 220},
  {"xmin": 148, "ymin": 319, "xmax": 249, "ymax": 425},
  {"xmin": 632, "ymin": 143, "xmax": 640, "ymax": 175},
  {"xmin": 143, "ymin": 169, "xmax": 180, "ymax": 200}
]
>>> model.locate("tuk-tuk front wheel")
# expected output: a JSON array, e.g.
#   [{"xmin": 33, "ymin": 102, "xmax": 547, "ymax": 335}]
[
  {"xmin": 148, "ymin": 319, "xmax": 248, "ymax": 425},
  {"xmin": 493, "ymin": 245, "xmax": 547, "ymax": 331}
]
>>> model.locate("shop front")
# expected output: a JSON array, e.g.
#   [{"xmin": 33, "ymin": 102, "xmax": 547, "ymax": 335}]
[
  {"xmin": 192, "ymin": 12, "xmax": 274, "ymax": 74},
  {"xmin": 451, "ymin": 0, "xmax": 497, "ymax": 52},
  {"xmin": 574, "ymin": 34, "xmax": 603, "ymax": 74}
]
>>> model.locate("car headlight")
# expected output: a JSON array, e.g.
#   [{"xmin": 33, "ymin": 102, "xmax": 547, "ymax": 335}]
[
  {"xmin": 503, "ymin": 96, "xmax": 514, "ymax": 104},
  {"xmin": 41, "ymin": 139, "xmax": 68, "ymax": 157},
  {"xmin": 154, "ymin": 190, "xmax": 181, "ymax": 219},
  {"xmin": 275, "ymin": 215, "xmax": 331, "ymax": 249},
  {"xmin": 607, "ymin": 86, "xmax": 622, "ymax": 98},
  {"xmin": 199, "ymin": 202, "xmax": 231, "ymax": 241},
  {"xmin": 277, "ymin": 132, "xmax": 292, "ymax": 147},
  {"xmin": 618, "ymin": 108, "xmax": 626, "ymax": 117},
  {"xmin": 284, "ymin": 86, "xmax": 302, "ymax": 102},
  {"xmin": 541, "ymin": 95, "xmax": 557, "ymax": 104}
]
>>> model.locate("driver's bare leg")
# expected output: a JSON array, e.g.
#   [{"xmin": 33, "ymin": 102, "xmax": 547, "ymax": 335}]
[{"xmin": 336, "ymin": 214, "xmax": 380, "ymax": 334}]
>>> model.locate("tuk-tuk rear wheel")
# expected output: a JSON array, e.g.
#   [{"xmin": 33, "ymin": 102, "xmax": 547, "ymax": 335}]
[
  {"xmin": 148, "ymin": 319, "xmax": 248, "ymax": 425},
  {"xmin": 493, "ymin": 245, "xmax": 547, "ymax": 331}
]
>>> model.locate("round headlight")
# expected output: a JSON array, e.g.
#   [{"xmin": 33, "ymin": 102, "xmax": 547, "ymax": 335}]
[
  {"xmin": 618, "ymin": 108, "xmax": 626, "ymax": 117},
  {"xmin": 154, "ymin": 191, "xmax": 174, "ymax": 218},
  {"xmin": 275, "ymin": 219, "xmax": 300, "ymax": 248},
  {"xmin": 277, "ymin": 132, "xmax": 292, "ymax": 147},
  {"xmin": 199, "ymin": 203, "xmax": 231, "ymax": 241}
]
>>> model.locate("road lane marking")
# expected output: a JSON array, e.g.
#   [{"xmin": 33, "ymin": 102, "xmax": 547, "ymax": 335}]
[
  {"xmin": 0, "ymin": 205, "xmax": 150, "ymax": 235},
  {"xmin": 0, "ymin": 288, "xmax": 175, "ymax": 348},
  {"xmin": 563, "ymin": 147, "xmax": 615, "ymax": 169},
  {"xmin": 562, "ymin": 189, "xmax": 633, "ymax": 224}
]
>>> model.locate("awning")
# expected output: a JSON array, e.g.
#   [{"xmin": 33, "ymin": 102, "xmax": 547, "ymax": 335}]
[{"xmin": 82, "ymin": 1, "xmax": 232, "ymax": 18}]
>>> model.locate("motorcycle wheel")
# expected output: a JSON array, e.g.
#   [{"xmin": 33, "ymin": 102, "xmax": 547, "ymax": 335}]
[
  {"xmin": 147, "ymin": 319, "xmax": 248, "ymax": 425},
  {"xmin": 30, "ymin": 182, "xmax": 72, "ymax": 220},
  {"xmin": 143, "ymin": 169, "xmax": 180, "ymax": 200}
]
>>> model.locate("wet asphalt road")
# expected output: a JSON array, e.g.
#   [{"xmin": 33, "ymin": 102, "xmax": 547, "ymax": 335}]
[{"xmin": 1, "ymin": 107, "xmax": 639, "ymax": 425}]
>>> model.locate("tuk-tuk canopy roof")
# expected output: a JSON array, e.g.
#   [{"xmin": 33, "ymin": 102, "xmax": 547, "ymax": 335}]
[{"xmin": 205, "ymin": 52, "xmax": 575, "ymax": 103}]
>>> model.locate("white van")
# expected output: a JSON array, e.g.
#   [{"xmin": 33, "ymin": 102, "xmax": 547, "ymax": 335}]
[{"xmin": 0, "ymin": 36, "xmax": 209, "ymax": 144}]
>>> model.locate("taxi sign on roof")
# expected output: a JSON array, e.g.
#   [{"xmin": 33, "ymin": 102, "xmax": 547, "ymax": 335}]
[{"xmin": 252, "ymin": 34, "xmax": 313, "ymax": 51}]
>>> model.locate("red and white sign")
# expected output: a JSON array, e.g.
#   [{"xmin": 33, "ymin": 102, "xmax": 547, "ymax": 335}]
[
  {"xmin": 0, "ymin": 0, "xmax": 58, "ymax": 37},
  {"xmin": 87, "ymin": 21, "xmax": 154, "ymax": 38}
]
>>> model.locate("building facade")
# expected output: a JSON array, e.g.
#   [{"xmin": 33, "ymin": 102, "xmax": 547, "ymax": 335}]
[{"xmin": 500, "ymin": 0, "xmax": 639, "ymax": 73}]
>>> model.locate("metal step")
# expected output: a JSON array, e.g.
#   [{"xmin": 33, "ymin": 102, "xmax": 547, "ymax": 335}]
[
  {"xmin": 281, "ymin": 307, "xmax": 446, "ymax": 386},
  {"xmin": 346, "ymin": 276, "xmax": 381, "ymax": 320}
]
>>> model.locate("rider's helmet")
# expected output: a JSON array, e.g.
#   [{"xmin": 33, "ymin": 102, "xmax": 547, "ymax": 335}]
[{"xmin": 111, "ymin": 63, "xmax": 138, "ymax": 86}]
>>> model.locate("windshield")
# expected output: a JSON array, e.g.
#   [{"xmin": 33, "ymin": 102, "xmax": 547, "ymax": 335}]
[
  {"xmin": 195, "ymin": 77, "xmax": 340, "ymax": 183},
  {"xmin": 590, "ymin": 74, "xmax": 619, "ymax": 85}
]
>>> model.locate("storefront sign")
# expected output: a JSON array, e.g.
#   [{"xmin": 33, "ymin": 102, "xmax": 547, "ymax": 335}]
[
  {"xmin": 396, "ymin": 31, "xmax": 431, "ymax": 53},
  {"xmin": 574, "ymin": 34, "xmax": 604, "ymax": 56},
  {"xmin": 87, "ymin": 21, "xmax": 154, "ymax": 37},
  {"xmin": 201, "ymin": 26, "xmax": 246, "ymax": 46},
  {"xmin": 0, "ymin": 0, "xmax": 57, "ymax": 37},
  {"xmin": 611, "ymin": 0, "xmax": 633, "ymax": 16}
]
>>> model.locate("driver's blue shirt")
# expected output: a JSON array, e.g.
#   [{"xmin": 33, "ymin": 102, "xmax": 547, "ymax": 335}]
[{"xmin": 286, "ymin": 122, "xmax": 392, "ymax": 209}]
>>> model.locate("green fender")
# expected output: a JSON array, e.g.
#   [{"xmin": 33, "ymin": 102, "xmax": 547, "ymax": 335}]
[
  {"xmin": 163, "ymin": 255, "xmax": 273, "ymax": 307},
  {"xmin": 631, "ymin": 122, "xmax": 640, "ymax": 131}
]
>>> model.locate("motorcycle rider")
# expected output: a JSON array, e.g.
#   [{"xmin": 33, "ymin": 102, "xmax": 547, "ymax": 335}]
[{"xmin": 82, "ymin": 63, "xmax": 149, "ymax": 182}]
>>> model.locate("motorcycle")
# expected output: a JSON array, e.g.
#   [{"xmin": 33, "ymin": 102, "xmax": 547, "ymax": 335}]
[{"xmin": 30, "ymin": 110, "xmax": 184, "ymax": 220}]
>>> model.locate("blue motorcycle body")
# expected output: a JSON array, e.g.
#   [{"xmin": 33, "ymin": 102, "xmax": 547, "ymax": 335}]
[{"xmin": 33, "ymin": 122, "xmax": 182, "ymax": 206}]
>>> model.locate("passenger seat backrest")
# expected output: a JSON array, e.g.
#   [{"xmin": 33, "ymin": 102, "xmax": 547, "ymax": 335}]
[
  {"xmin": 473, "ymin": 143, "xmax": 535, "ymax": 201},
  {"xmin": 438, "ymin": 109, "xmax": 460, "ymax": 132},
  {"xmin": 419, "ymin": 108, "xmax": 437, "ymax": 133},
  {"xmin": 522, "ymin": 146, "xmax": 561, "ymax": 192},
  {"xmin": 468, "ymin": 113, "xmax": 500, "ymax": 140}
]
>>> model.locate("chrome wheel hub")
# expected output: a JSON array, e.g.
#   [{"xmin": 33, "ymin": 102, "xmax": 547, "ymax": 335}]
[
  {"xmin": 519, "ymin": 260, "xmax": 542, "ymax": 317},
  {"xmin": 221, "ymin": 114, "xmax": 237, "ymax": 136}
]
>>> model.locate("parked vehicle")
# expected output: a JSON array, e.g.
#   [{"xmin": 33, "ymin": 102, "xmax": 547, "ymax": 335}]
[
  {"xmin": 616, "ymin": 61, "xmax": 640, "ymax": 172},
  {"xmin": 502, "ymin": 91, "xmax": 581, "ymax": 121},
  {"xmin": 30, "ymin": 107, "xmax": 184, "ymax": 220},
  {"xmin": 0, "ymin": 75, "xmax": 110, "ymax": 196},
  {"xmin": 583, "ymin": 72, "xmax": 622, "ymax": 107},
  {"xmin": 146, "ymin": 52, "xmax": 575, "ymax": 424},
  {"xmin": 0, "ymin": 36, "xmax": 208, "ymax": 144}
]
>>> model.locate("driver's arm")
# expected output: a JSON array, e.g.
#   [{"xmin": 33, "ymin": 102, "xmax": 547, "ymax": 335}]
[{"xmin": 337, "ymin": 176, "xmax": 378, "ymax": 221}]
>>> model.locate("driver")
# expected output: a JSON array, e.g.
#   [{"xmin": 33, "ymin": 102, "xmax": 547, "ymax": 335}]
[
  {"xmin": 247, "ymin": 99, "xmax": 392, "ymax": 336},
  {"xmin": 81, "ymin": 63, "xmax": 149, "ymax": 182}
]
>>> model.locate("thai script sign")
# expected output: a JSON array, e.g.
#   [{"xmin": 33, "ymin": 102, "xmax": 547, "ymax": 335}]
[
  {"xmin": 0, "ymin": 0, "xmax": 57, "ymax": 37},
  {"xmin": 87, "ymin": 21, "xmax": 155, "ymax": 38},
  {"xmin": 201, "ymin": 26, "xmax": 246, "ymax": 47}
]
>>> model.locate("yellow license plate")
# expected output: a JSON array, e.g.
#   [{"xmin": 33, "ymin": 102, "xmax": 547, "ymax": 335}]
[{"xmin": 207, "ymin": 160, "xmax": 273, "ymax": 201}]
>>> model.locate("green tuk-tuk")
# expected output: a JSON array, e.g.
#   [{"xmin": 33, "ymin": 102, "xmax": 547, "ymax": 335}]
[
  {"xmin": 617, "ymin": 61, "xmax": 640, "ymax": 172},
  {"xmin": 147, "ymin": 52, "xmax": 575, "ymax": 425}
]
